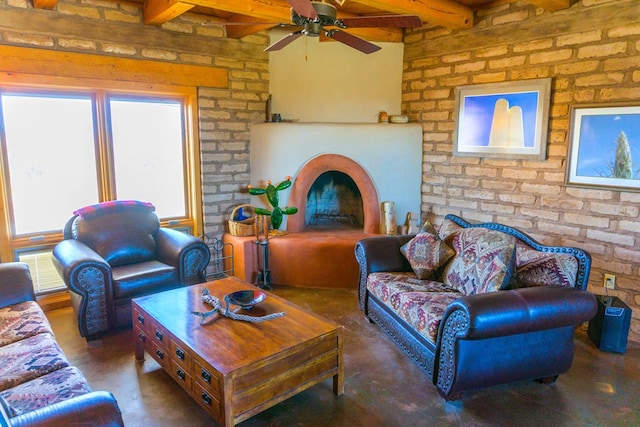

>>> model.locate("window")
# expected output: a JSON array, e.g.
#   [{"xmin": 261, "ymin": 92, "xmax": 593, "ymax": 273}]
[{"xmin": 0, "ymin": 86, "xmax": 201, "ymax": 295}]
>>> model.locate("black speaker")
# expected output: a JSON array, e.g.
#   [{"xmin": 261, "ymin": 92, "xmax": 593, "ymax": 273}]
[{"xmin": 588, "ymin": 296, "xmax": 631, "ymax": 354}]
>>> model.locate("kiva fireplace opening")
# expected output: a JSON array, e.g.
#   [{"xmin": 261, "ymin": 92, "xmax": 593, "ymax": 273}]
[{"xmin": 306, "ymin": 171, "xmax": 364, "ymax": 230}]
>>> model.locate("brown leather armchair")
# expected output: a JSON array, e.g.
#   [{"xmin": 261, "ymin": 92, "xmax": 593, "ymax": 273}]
[{"xmin": 52, "ymin": 201, "xmax": 210, "ymax": 339}]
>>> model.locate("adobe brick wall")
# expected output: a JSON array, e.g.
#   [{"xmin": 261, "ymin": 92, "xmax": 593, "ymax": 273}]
[
  {"xmin": 0, "ymin": 0, "xmax": 268, "ymax": 237},
  {"xmin": 403, "ymin": 0, "xmax": 640, "ymax": 343}
]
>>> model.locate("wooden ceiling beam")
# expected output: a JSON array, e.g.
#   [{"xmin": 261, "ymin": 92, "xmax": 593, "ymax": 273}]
[
  {"xmin": 32, "ymin": 0, "xmax": 58, "ymax": 9},
  {"xmin": 527, "ymin": 0, "xmax": 573, "ymax": 12},
  {"xmin": 144, "ymin": 0, "xmax": 195, "ymax": 25},
  {"xmin": 352, "ymin": 0, "xmax": 473, "ymax": 29}
]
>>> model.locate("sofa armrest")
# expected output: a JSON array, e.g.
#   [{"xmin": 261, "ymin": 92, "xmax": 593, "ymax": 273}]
[
  {"xmin": 434, "ymin": 286, "xmax": 598, "ymax": 400},
  {"xmin": 52, "ymin": 240, "xmax": 113, "ymax": 337},
  {"xmin": 0, "ymin": 263, "xmax": 35, "ymax": 308},
  {"xmin": 155, "ymin": 228, "xmax": 210, "ymax": 285},
  {"xmin": 8, "ymin": 391, "xmax": 124, "ymax": 427},
  {"xmin": 355, "ymin": 235, "xmax": 414, "ymax": 311},
  {"xmin": 439, "ymin": 286, "xmax": 598, "ymax": 341}
]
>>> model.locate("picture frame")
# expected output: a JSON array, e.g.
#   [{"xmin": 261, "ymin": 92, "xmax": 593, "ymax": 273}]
[
  {"xmin": 566, "ymin": 103, "xmax": 640, "ymax": 192},
  {"xmin": 453, "ymin": 78, "xmax": 551, "ymax": 159}
]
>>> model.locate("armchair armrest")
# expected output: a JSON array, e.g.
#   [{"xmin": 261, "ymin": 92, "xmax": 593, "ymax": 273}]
[
  {"xmin": 354, "ymin": 235, "xmax": 414, "ymax": 310},
  {"xmin": 439, "ymin": 286, "xmax": 598, "ymax": 341},
  {"xmin": 155, "ymin": 228, "xmax": 210, "ymax": 285},
  {"xmin": 9, "ymin": 391, "xmax": 124, "ymax": 427},
  {"xmin": 0, "ymin": 262, "xmax": 35, "ymax": 308},
  {"xmin": 52, "ymin": 240, "xmax": 112, "ymax": 338}
]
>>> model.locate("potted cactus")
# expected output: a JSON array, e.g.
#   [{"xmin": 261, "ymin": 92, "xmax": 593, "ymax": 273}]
[{"xmin": 248, "ymin": 176, "xmax": 298, "ymax": 232}]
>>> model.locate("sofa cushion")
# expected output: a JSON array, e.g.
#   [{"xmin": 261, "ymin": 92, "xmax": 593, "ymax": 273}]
[
  {"xmin": 0, "ymin": 366, "xmax": 92, "ymax": 417},
  {"xmin": 367, "ymin": 272, "xmax": 461, "ymax": 342},
  {"xmin": 515, "ymin": 244, "xmax": 578, "ymax": 288},
  {"xmin": 400, "ymin": 232, "xmax": 455, "ymax": 280},
  {"xmin": 0, "ymin": 333, "xmax": 69, "ymax": 392},
  {"xmin": 0, "ymin": 301, "xmax": 54, "ymax": 346},
  {"xmin": 441, "ymin": 228, "xmax": 516, "ymax": 295}
]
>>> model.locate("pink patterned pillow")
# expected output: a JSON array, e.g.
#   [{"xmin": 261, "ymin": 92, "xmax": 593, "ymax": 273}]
[
  {"xmin": 401, "ymin": 232, "xmax": 455, "ymax": 280},
  {"xmin": 441, "ymin": 228, "xmax": 516, "ymax": 295}
]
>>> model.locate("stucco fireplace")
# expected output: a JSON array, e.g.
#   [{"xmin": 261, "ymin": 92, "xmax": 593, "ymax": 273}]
[{"xmin": 225, "ymin": 122, "xmax": 422, "ymax": 288}]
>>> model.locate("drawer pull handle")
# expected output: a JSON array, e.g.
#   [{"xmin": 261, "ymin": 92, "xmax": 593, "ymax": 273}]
[
  {"xmin": 176, "ymin": 369, "xmax": 185, "ymax": 381},
  {"xmin": 138, "ymin": 333, "xmax": 146, "ymax": 342},
  {"xmin": 155, "ymin": 330, "xmax": 163, "ymax": 341},
  {"xmin": 137, "ymin": 314, "xmax": 144, "ymax": 324},
  {"xmin": 155, "ymin": 349, "xmax": 164, "ymax": 359},
  {"xmin": 176, "ymin": 348, "xmax": 185, "ymax": 360},
  {"xmin": 201, "ymin": 392, "xmax": 212, "ymax": 406},
  {"xmin": 201, "ymin": 369, "xmax": 211, "ymax": 383}
]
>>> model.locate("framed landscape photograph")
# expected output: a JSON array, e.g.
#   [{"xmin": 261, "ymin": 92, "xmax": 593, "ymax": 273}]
[
  {"xmin": 566, "ymin": 103, "xmax": 640, "ymax": 191},
  {"xmin": 453, "ymin": 78, "xmax": 551, "ymax": 159}
]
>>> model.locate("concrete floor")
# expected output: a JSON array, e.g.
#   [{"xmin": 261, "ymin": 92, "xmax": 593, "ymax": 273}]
[{"xmin": 46, "ymin": 286, "xmax": 639, "ymax": 427}]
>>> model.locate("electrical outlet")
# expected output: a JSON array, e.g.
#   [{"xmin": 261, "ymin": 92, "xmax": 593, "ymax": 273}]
[{"xmin": 604, "ymin": 274, "xmax": 616, "ymax": 290}]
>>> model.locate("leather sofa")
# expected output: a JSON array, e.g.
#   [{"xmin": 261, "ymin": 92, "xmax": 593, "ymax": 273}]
[
  {"xmin": 355, "ymin": 214, "xmax": 597, "ymax": 400},
  {"xmin": 53, "ymin": 200, "xmax": 210, "ymax": 339},
  {"xmin": 0, "ymin": 262, "xmax": 124, "ymax": 427}
]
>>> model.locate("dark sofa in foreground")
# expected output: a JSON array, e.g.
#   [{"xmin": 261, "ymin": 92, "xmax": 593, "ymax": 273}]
[
  {"xmin": 0, "ymin": 262, "xmax": 123, "ymax": 427},
  {"xmin": 355, "ymin": 214, "xmax": 597, "ymax": 400}
]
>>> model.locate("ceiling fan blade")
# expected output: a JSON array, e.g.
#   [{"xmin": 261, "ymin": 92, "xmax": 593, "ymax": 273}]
[
  {"xmin": 264, "ymin": 30, "xmax": 304, "ymax": 52},
  {"xmin": 325, "ymin": 30, "xmax": 381, "ymax": 54},
  {"xmin": 339, "ymin": 15, "xmax": 422, "ymax": 29},
  {"xmin": 287, "ymin": 0, "xmax": 318, "ymax": 20}
]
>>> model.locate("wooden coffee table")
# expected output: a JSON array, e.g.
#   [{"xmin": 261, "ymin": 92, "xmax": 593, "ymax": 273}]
[{"xmin": 132, "ymin": 277, "xmax": 344, "ymax": 426}]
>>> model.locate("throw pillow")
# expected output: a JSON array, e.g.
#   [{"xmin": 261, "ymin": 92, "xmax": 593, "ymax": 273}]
[
  {"xmin": 514, "ymin": 244, "xmax": 578, "ymax": 288},
  {"xmin": 400, "ymin": 232, "xmax": 456, "ymax": 280},
  {"xmin": 438, "ymin": 218, "xmax": 464, "ymax": 241},
  {"xmin": 421, "ymin": 220, "xmax": 438, "ymax": 235},
  {"xmin": 441, "ymin": 228, "xmax": 517, "ymax": 295}
]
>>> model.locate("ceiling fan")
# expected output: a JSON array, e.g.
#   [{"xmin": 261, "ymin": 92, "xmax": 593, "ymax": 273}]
[{"xmin": 209, "ymin": 0, "xmax": 423, "ymax": 54}]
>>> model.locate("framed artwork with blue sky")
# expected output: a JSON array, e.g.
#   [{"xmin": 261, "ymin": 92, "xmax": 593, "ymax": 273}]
[
  {"xmin": 453, "ymin": 78, "xmax": 551, "ymax": 159},
  {"xmin": 566, "ymin": 103, "xmax": 640, "ymax": 191}
]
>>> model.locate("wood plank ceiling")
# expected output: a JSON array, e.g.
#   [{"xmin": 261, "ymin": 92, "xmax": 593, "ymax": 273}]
[{"xmin": 31, "ymin": 0, "xmax": 573, "ymax": 43}]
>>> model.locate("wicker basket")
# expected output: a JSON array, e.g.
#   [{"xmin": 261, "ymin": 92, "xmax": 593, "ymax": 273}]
[{"xmin": 228, "ymin": 204, "xmax": 257, "ymax": 237}]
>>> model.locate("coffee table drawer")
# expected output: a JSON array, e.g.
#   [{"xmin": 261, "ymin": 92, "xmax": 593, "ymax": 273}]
[
  {"xmin": 171, "ymin": 359, "xmax": 193, "ymax": 393},
  {"xmin": 148, "ymin": 321, "xmax": 169, "ymax": 348},
  {"xmin": 171, "ymin": 340, "xmax": 193, "ymax": 370},
  {"xmin": 133, "ymin": 307, "xmax": 149, "ymax": 333},
  {"xmin": 194, "ymin": 358, "xmax": 221, "ymax": 396},
  {"xmin": 149, "ymin": 341, "xmax": 169, "ymax": 369},
  {"xmin": 194, "ymin": 380, "xmax": 221, "ymax": 420}
]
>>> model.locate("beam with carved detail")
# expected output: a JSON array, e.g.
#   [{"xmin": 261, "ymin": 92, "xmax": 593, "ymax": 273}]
[{"xmin": 353, "ymin": 0, "xmax": 473, "ymax": 29}]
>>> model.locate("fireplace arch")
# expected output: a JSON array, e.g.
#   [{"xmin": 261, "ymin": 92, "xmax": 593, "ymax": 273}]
[{"xmin": 287, "ymin": 154, "xmax": 380, "ymax": 233}]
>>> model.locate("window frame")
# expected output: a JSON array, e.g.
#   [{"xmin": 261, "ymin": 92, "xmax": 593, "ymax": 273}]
[{"xmin": 0, "ymin": 74, "xmax": 203, "ymax": 271}]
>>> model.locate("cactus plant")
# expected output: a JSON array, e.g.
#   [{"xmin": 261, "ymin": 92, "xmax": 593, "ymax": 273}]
[{"xmin": 248, "ymin": 176, "xmax": 298, "ymax": 230}]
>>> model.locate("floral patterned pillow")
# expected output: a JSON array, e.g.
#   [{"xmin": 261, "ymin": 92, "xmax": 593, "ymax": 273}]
[
  {"xmin": 441, "ymin": 228, "xmax": 517, "ymax": 295},
  {"xmin": 400, "ymin": 232, "xmax": 456, "ymax": 280}
]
